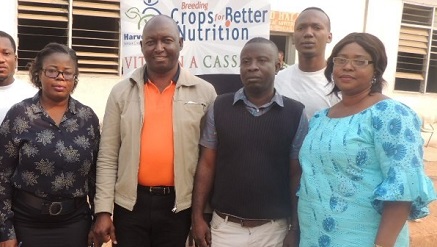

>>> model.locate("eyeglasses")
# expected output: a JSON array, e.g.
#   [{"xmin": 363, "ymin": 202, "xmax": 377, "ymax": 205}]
[
  {"xmin": 43, "ymin": 68, "xmax": 76, "ymax": 80},
  {"xmin": 332, "ymin": 57, "xmax": 374, "ymax": 68}
]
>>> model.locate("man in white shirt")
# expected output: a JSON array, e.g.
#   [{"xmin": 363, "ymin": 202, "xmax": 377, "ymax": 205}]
[
  {"xmin": 275, "ymin": 7, "xmax": 340, "ymax": 119},
  {"xmin": 0, "ymin": 30, "xmax": 37, "ymax": 123}
]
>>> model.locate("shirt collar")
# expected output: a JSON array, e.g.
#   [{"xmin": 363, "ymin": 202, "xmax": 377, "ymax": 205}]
[
  {"xmin": 143, "ymin": 65, "xmax": 181, "ymax": 84},
  {"xmin": 232, "ymin": 88, "xmax": 284, "ymax": 107},
  {"xmin": 30, "ymin": 91, "xmax": 77, "ymax": 115}
]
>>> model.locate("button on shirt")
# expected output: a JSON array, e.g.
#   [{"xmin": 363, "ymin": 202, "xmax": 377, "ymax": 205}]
[{"xmin": 0, "ymin": 93, "xmax": 100, "ymax": 241}]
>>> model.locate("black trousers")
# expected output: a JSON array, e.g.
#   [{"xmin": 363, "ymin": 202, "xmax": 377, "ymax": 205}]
[
  {"xmin": 12, "ymin": 199, "xmax": 91, "ymax": 247},
  {"xmin": 113, "ymin": 188, "xmax": 191, "ymax": 247}
]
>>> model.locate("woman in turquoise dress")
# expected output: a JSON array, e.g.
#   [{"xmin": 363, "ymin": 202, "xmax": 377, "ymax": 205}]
[{"xmin": 298, "ymin": 32, "xmax": 436, "ymax": 247}]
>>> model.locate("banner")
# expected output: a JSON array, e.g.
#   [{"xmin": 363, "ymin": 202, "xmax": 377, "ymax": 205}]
[{"xmin": 121, "ymin": 0, "xmax": 271, "ymax": 76}]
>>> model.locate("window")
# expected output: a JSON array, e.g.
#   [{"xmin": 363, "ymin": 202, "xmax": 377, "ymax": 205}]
[
  {"xmin": 395, "ymin": 3, "xmax": 437, "ymax": 93},
  {"xmin": 17, "ymin": 0, "xmax": 120, "ymax": 75}
]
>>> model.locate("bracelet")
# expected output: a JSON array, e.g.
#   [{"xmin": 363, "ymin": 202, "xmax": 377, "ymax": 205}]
[{"xmin": 374, "ymin": 244, "xmax": 383, "ymax": 247}]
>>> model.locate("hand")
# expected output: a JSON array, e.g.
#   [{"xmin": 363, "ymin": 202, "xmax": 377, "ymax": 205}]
[
  {"xmin": 0, "ymin": 239, "xmax": 19, "ymax": 247},
  {"xmin": 191, "ymin": 216, "xmax": 211, "ymax": 247},
  {"xmin": 189, "ymin": 213, "xmax": 212, "ymax": 247},
  {"xmin": 187, "ymin": 229, "xmax": 195, "ymax": 247},
  {"xmin": 92, "ymin": 213, "xmax": 117, "ymax": 246},
  {"xmin": 282, "ymin": 230, "xmax": 299, "ymax": 247},
  {"xmin": 88, "ymin": 224, "xmax": 95, "ymax": 246}
]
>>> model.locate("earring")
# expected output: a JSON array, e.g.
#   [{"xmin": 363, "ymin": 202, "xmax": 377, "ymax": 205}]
[
  {"xmin": 331, "ymin": 73, "xmax": 335, "ymax": 83},
  {"xmin": 371, "ymin": 76, "xmax": 376, "ymax": 84},
  {"xmin": 37, "ymin": 79, "xmax": 42, "ymax": 89}
]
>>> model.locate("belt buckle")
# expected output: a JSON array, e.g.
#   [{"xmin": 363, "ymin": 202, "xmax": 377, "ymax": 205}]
[
  {"xmin": 48, "ymin": 202, "xmax": 63, "ymax": 216},
  {"xmin": 149, "ymin": 186, "xmax": 170, "ymax": 195}
]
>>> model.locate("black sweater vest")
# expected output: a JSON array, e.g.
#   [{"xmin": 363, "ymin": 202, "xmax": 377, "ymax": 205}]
[{"xmin": 211, "ymin": 93, "xmax": 304, "ymax": 219}]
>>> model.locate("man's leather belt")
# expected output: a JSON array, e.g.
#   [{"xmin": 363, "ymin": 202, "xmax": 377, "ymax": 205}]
[
  {"xmin": 14, "ymin": 190, "xmax": 86, "ymax": 216},
  {"xmin": 215, "ymin": 211, "xmax": 273, "ymax": 228},
  {"xmin": 138, "ymin": 185, "xmax": 175, "ymax": 195}
]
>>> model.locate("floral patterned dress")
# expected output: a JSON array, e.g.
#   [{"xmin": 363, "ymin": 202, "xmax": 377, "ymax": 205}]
[
  {"xmin": 0, "ymin": 93, "xmax": 100, "ymax": 241},
  {"xmin": 298, "ymin": 99, "xmax": 436, "ymax": 247}
]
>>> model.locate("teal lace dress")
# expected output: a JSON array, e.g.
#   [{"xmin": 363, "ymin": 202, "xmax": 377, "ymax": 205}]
[{"xmin": 298, "ymin": 99, "xmax": 436, "ymax": 247}]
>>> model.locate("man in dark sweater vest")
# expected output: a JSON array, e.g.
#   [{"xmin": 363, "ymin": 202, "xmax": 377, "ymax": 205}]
[{"xmin": 192, "ymin": 37, "xmax": 308, "ymax": 247}]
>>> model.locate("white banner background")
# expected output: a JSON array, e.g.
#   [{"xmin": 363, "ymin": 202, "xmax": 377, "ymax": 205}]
[{"xmin": 121, "ymin": 0, "xmax": 270, "ymax": 76}]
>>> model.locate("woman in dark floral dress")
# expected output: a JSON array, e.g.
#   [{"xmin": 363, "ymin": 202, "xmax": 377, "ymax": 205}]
[{"xmin": 0, "ymin": 43, "xmax": 100, "ymax": 247}]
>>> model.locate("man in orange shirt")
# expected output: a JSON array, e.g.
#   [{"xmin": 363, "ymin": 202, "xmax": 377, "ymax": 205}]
[{"xmin": 93, "ymin": 15, "xmax": 216, "ymax": 247}]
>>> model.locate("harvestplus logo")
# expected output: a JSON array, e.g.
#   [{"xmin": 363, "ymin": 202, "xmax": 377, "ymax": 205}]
[{"xmin": 125, "ymin": 0, "xmax": 161, "ymax": 30}]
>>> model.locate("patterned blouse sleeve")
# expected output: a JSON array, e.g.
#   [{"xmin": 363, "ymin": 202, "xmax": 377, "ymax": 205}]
[
  {"xmin": 371, "ymin": 100, "xmax": 436, "ymax": 219},
  {"xmin": 0, "ymin": 107, "xmax": 20, "ymax": 241},
  {"xmin": 87, "ymin": 110, "xmax": 100, "ymax": 217}
]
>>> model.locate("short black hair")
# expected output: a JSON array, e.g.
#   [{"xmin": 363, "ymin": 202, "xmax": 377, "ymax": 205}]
[
  {"xmin": 244, "ymin": 37, "xmax": 279, "ymax": 54},
  {"xmin": 299, "ymin": 7, "xmax": 331, "ymax": 31},
  {"xmin": 143, "ymin": 14, "xmax": 180, "ymax": 37},
  {"xmin": 0, "ymin": 30, "xmax": 17, "ymax": 53}
]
